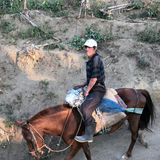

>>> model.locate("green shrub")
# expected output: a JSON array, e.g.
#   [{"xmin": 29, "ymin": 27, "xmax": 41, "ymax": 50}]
[
  {"xmin": 68, "ymin": 35, "xmax": 85, "ymax": 51},
  {"xmin": 85, "ymin": 24, "xmax": 107, "ymax": 43},
  {"xmin": 44, "ymin": 43, "xmax": 65, "ymax": 50},
  {"xmin": 3, "ymin": 120, "xmax": 13, "ymax": 128},
  {"xmin": 0, "ymin": 20, "xmax": 16, "ymax": 34},
  {"xmin": 0, "ymin": 0, "xmax": 38, "ymax": 15},
  {"xmin": 138, "ymin": 27, "xmax": 160, "ymax": 44},
  {"xmin": 69, "ymin": 24, "xmax": 108, "ymax": 51},
  {"xmin": 19, "ymin": 26, "xmax": 55, "ymax": 42},
  {"xmin": 37, "ymin": 0, "xmax": 64, "ymax": 13},
  {"xmin": 0, "ymin": 0, "xmax": 64, "ymax": 15},
  {"xmin": 91, "ymin": 3, "xmax": 112, "ymax": 20},
  {"xmin": 0, "ymin": 140, "xmax": 7, "ymax": 148},
  {"xmin": 131, "ymin": 1, "xmax": 144, "ymax": 9},
  {"xmin": 129, "ymin": 1, "xmax": 160, "ymax": 19},
  {"xmin": 128, "ymin": 13, "xmax": 138, "ymax": 19},
  {"xmin": 140, "ymin": 6, "xmax": 160, "ymax": 18},
  {"xmin": 137, "ymin": 57, "xmax": 150, "ymax": 68}
]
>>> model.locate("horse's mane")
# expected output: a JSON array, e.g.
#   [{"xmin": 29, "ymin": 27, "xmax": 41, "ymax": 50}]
[{"xmin": 27, "ymin": 104, "xmax": 69, "ymax": 123}]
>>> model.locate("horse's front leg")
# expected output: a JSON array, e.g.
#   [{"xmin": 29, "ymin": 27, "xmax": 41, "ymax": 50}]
[
  {"xmin": 121, "ymin": 133, "xmax": 137, "ymax": 160},
  {"xmin": 82, "ymin": 142, "xmax": 91, "ymax": 160},
  {"xmin": 64, "ymin": 141, "xmax": 83, "ymax": 160}
]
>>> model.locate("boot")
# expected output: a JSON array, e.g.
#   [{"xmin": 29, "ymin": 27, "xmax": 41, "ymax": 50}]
[{"xmin": 74, "ymin": 122, "xmax": 96, "ymax": 143}]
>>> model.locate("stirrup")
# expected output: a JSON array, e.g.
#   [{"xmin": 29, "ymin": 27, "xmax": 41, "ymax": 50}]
[{"xmin": 74, "ymin": 136, "xmax": 93, "ymax": 143}]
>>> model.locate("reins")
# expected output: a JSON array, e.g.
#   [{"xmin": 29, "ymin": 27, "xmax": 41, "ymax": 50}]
[{"xmin": 23, "ymin": 107, "xmax": 82, "ymax": 155}]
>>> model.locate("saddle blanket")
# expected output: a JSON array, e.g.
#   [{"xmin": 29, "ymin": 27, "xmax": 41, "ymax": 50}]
[{"xmin": 65, "ymin": 88, "xmax": 127, "ymax": 134}]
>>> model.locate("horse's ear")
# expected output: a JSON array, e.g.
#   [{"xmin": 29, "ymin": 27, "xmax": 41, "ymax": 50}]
[
  {"xmin": 16, "ymin": 120, "xmax": 24, "ymax": 125},
  {"xmin": 16, "ymin": 120, "xmax": 30, "ymax": 130}
]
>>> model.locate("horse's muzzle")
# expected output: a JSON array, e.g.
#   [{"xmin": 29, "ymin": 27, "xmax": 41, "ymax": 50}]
[{"xmin": 31, "ymin": 151, "xmax": 43, "ymax": 159}]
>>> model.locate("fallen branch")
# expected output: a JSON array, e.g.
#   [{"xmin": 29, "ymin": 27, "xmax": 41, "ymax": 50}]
[
  {"xmin": 32, "ymin": 41, "xmax": 58, "ymax": 49},
  {"xmin": 103, "ymin": 56, "xmax": 110, "ymax": 61},
  {"xmin": 107, "ymin": 3, "xmax": 129, "ymax": 10},
  {"xmin": 100, "ymin": 3, "xmax": 130, "ymax": 16},
  {"xmin": 31, "ymin": 40, "xmax": 69, "ymax": 51},
  {"xmin": 106, "ymin": 59, "xmax": 113, "ymax": 68},
  {"xmin": 20, "ymin": 12, "xmax": 37, "ymax": 27}
]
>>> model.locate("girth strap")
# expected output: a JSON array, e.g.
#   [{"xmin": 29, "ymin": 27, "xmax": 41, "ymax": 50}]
[{"xmin": 126, "ymin": 108, "xmax": 143, "ymax": 114}]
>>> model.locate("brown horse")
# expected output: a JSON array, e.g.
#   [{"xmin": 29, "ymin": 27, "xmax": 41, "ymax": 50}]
[{"xmin": 16, "ymin": 88, "xmax": 155, "ymax": 160}]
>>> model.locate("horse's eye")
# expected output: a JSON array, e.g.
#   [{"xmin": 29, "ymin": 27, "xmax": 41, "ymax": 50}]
[{"xmin": 26, "ymin": 139, "xmax": 32, "ymax": 143}]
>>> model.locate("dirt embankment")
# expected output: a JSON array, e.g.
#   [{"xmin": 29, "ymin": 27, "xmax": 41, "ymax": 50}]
[{"xmin": 0, "ymin": 1, "xmax": 160, "ymax": 159}]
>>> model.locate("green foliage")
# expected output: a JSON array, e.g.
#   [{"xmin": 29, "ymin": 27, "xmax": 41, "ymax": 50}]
[
  {"xmin": 69, "ymin": 24, "xmax": 108, "ymax": 51},
  {"xmin": 141, "ymin": 5, "xmax": 160, "ymax": 18},
  {"xmin": 42, "ymin": 79, "xmax": 49, "ymax": 88},
  {"xmin": 128, "ymin": 13, "xmax": 138, "ymax": 19},
  {"xmin": 0, "ymin": 0, "xmax": 13, "ymax": 14},
  {"xmin": 91, "ymin": 3, "xmax": 112, "ymax": 20},
  {"xmin": 3, "ymin": 120, "xmax": 13, "ymax": 128},
  {"xmin": 58, "ymin": 43, "xmax": 65, "ymax": 50},
  {"xmin": 27, "ymin": 0, "xmax": 38, "ymax": 10},
  {"xmin": 131, "ymin": 1, "xmax": 160, "ymax": 18},
  {"xmin": 0, "ymin": 140, "xmax": 7, "ymax": 148},
  {"xmin": 5, "ymin": 104, "xmax": 13, "ymax": 115},
  {"xmin": 147, "ymin": 7, "xmax": 160, "ymax": 17},
  {"xmin": 19, "ymin": 26, "xmax": 55, "ymax": 42},
  {"xmin": 128, "ymin": 1, "xmax": 160, "ymax": 19},
  {"xmin": 72, "ymin": 0, "xmax": 80, "ymax": 10},
  {"xmin": 0, "ymin": 0, "xmax": 64, "ymax": 15},
  {"xmin": 0, "ymin": 103, "xmax": 14, "ymax": 118},
  {"xmin": 137, "ymin": 57, "xmax": 150, "ymax": 68},
  {"xmin": 0, "ymin": 82, "xmax": 11, "ymax": 89},
  {"xmin": 37, "ymin": 0, "xmax": 65, "ymax": 16},
  {"xmin": 85, "ymin": 24, "xmax": 107, "ymax": 43},
  {"xmin": 38, "ymin": 0, "xmax": 64, "ymax": 12},
  {"xmin": 41, "ymin": 80, "xmax": 53, "ymax": 99},
  {"xmin": 128, "ymin": 50, "xmax": 139, "ymax": 56},
  {"xmin": 44, "ymin": 44, "xmax": 56, "ymax": 50},
  {"xmin": 68, "ymin": 35, "xmax": 86, "ymax": 51},
  {"xmin": 19, "ymin": 25, "xmax": 65, "ymax": 50},
  {"xmin": 0, "ymin": 20, "xmax": 16, "ymax": 34},
  {"xmin": 0, "ymin": 0, "xmax": 37, "ymax": 15},
  {"xmin": 138, "ymin": 27, "xmax": 160, "ymax": 44},
  {"xmin": 0, "ymin": 81, "xmax": 12, "ymax": 94},
  {"xmin": 131, "ymin": 1, "xmax": 144, "ymax": 9}
]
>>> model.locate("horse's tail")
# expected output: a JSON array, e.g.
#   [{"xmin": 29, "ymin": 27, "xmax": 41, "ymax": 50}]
[{"xmin": 139, "ymin": 89, "xmax": 155, "ymax": 130}]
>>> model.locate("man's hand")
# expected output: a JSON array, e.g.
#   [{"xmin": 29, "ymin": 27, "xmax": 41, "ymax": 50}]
[
  {"xmin": 84, "ymin": 78, "xmax": 97, "ymax": 97},
  {"xmin": 73, "ymin": 81, "xmax": 87, "ymax": 90},
  {"xmin": 84, "ymin": 90, "xmax": 89, "ymax": 98},
  {"xmin": 73, "ymin": 85, "xmax": 81, "ymax": 90}
]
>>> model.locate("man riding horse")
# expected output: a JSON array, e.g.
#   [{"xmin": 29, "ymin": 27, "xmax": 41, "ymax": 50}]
[{"xmin": 74, "ymin": 39, "xmax": 106, "ymax": 143}]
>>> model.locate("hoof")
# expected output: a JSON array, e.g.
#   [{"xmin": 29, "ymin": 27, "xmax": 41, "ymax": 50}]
[
  {"xmin": 121, "ymin": 154, "xmax": 128, "ymax": 160},
  {"xmin": 138, "ymin": 137, "xmax": 148, "ymax": 148},
  {"xmin": 144, "ymin": 142, "xmax": 148, "ymax": 148}
]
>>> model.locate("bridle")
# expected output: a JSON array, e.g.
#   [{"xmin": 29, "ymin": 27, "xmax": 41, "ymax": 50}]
[
  {"xmin": 21, "ymin": 123, "xmax": 44, "ymax": 157},
  {"xmin": 21, "ymin": 107, "xmax": 82, "ymax": 158}
]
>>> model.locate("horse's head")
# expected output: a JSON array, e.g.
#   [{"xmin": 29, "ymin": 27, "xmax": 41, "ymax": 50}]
[{"xmin": 16, "ymin": 120, "xmax": 44, "ymax": 159}]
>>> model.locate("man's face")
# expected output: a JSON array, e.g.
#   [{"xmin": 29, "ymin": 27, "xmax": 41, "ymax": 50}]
[{"xmin": 85, "ymin": 46, "xmax": 97, "ymax": 59}]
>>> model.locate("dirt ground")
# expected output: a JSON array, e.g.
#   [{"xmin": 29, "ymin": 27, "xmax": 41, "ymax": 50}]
[{"xmin": 0, "ymin": 0, "xmax": 160, "ymax": 160}]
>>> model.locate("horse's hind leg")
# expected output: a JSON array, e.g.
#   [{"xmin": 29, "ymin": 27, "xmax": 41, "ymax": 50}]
[
  {"xmin": 138, "ymin": 129, "xmax": 148, "ymax": 148},
  {"xmin": 122, "ymin": 114, "xmax": 140, "ymax": 159}
]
